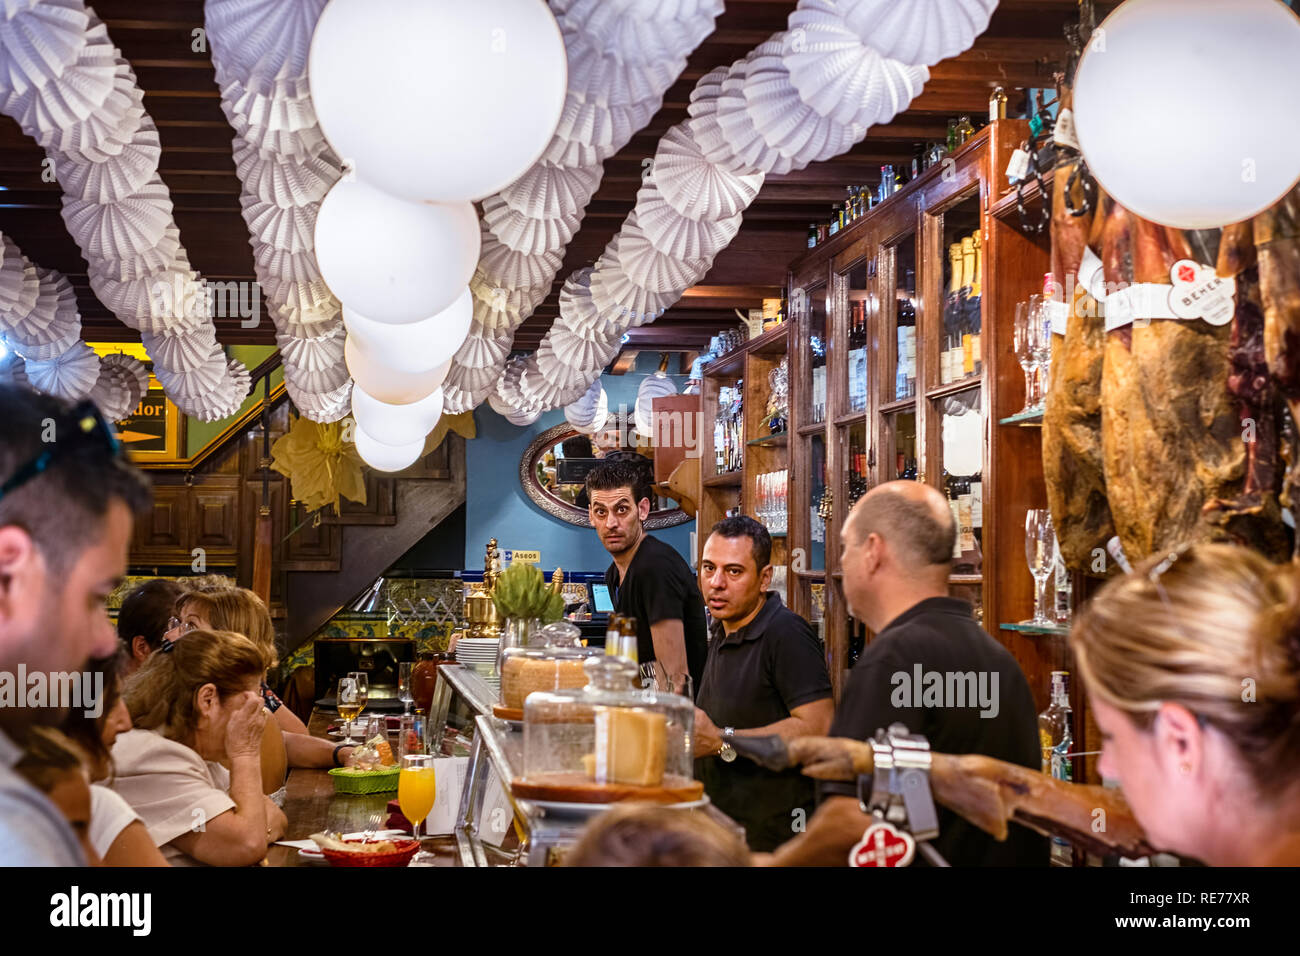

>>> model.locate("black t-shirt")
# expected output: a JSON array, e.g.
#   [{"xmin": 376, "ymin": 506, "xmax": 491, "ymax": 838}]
[
  {"xmin": 605, "ymin": 533, "xmax": 708, "ymax": 691},
  {"xmin": 695, "ymin": 592, "xmax": 832, "ymax": 852},
  {"xmin": 824, "ymin": 597, "xmax": 1048, "ymax": 867}
]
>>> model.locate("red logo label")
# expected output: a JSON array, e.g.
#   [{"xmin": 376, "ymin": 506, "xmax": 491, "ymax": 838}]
[
  {"xmin": 1177, "ymin": 264, "xmax": 1197, "ymax": 284},
  {"xmin": 849, "ymin": 821, "xmax": 916, "ymax": 867}
]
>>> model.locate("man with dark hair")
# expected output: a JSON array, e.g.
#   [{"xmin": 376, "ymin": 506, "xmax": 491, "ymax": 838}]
[
  {"xmin": 0, "ymin": 386, "xmax": 150, "ymax": 865},
  {"xmin": 769, "ymin": 481, "xmax": 1045, "ymax": 866},
  {"xmin": 586, "ymin": 459, "xmax": 706, "ymax": 690},
  {"xmin": 694, "ymin": 515, "xmax": 833, "ymax": 851},
  {"xmin": 118, "ymin": 578, "xmax": 185, "ymax": 674}
]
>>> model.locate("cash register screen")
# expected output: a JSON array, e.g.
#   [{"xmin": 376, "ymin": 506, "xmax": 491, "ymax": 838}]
[{"xmin": 590, "ymin": 582, "xmax": 615, "ymax": 613}]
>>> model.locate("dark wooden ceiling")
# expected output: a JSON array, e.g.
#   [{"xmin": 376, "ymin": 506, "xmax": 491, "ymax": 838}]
[{"xmin": 0, "ymin": 0, "xmax": 1084, "ymax": 358}]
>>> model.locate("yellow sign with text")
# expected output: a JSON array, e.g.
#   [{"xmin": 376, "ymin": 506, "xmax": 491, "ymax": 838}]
[{"xmin": 507, "ymin": 550, "xmax": 541, "ymax": 566}]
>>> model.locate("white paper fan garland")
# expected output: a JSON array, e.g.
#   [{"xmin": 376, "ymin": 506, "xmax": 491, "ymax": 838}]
[
  {"xmin": 560, "ymin": 21, "xmax": 680, "ymax": 108},
  {"xmin": 482, "ymin": 195, "xmax": 581, "ymax": 256},
  {"xmin": 255, "ymin": 245, "xmax": 322, "ymax": 284},
  {"xmin": 653, "ymin": 122, "xmax": 764, "ymax": 221},
  {"xmin": 141, "ymin": 325, "xmax": 219, "ymax": 373},
  {"xmin": 25, "ymin": 339, "xmax": 99, "ymax": 401},
  {"xmin": 61, "ymin": 176, "xmax": 173, "ymax": 261},
  {"xmin": 590, "ymin": 260, "xmax": 679, "ymax": 328},
  {"xmin": 839, "ymin": 0, "xmax": 996, "ymax": 68},
  {"xmin": 470, "ymin": 269, "xmax": 551, "ymax": 318},
  {"xmin": 100, "ymin": 351, "xmax": 148, "ymax": 401},
  {"xmin": 0, "ymin": 236, "xmax": 40, "ymax": 318},
  {"xmin": 235, "ymin": 140, "xmax": 340, "ymax": 208},
  {"xmin": 613, "ymin": 215, "xmax": 713, "ymax": 294},
  {"xmin": 0, "ymin": 0, "xmax": 90, "ymax": 100},
  {"xmin": 548, "ymin": 322, "xmax": 620, "ymax": 373},
  {"xmin": 240, "ymin": 196, "xmax": 317, "ymax": 252},
  {"xmin": 635, "ymin": 370, "xmax": 678, "ymax": 435},
  {"xmin": 635, "ymin": 178, "xmax": 743, "ymax": 261},
  {"xmin": 286, "ymin": 377, "xmax": 352, "ymax": 423},
  {"xmin": 477, "ymin": 232, "xmax": 563, "ymax": 292},
  {"xmin": 86, "ymin": 223, "xmax": 181, "ymax": 282},
  {"xmin": 499, "ymin": 160, "xmax": 603, "ymax": 220},
  {"xmin": 559, "ymin": 6, "xmax": 709, "ymax": 70},
  {"xmin": 565, "ymin": 379, "xmax": 608, "ymax": 435},
  {"xmin": 88, "ymin": 357, "xmax": 138, "ymax": 422},
  {"xmin": 51, "ymin": 115, "xmax": 161, "ymax": 202},
  {"xmin": 743, "ymin": 42, "xmax": 867, "ymax": 166},
  {"xmin": 454, "ymin": 324, "xmax": 514, "ymax": 371},
  {"xmin": 0, "ymin": 351, "xmax": 29, "ymax": 388},
  {"xmin": 205, "ymin": 0, "xmax": 323, "ymax": 95},
  {"xmin": 694, "ymin": 58, "xmax": 796, "ymax": 176},
  {"xmin": 4, "ymin": 266, "xmax": 80, "ymax": 360}
]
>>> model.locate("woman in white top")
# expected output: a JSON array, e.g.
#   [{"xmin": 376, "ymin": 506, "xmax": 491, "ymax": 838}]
[
  {"xmin": 114, "ymin": 627, "xmax": 287, "ymax": 866},
  {"xmin": 61, "ymin": 649, "xmax": 168, "ymax": 866}
]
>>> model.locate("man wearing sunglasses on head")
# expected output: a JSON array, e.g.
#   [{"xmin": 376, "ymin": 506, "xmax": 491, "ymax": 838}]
[{"xmin": 0, "ymin": 387, "xmax": 149, "ymax": 865}]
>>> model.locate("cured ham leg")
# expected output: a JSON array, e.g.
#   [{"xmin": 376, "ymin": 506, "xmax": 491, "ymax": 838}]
[{"xmin": 786, "ymin": 736, "xmax": 1154, "ymax": 859}]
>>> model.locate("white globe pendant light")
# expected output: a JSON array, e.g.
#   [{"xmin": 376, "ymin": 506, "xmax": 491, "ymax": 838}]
[
  {"xmin": 309, "ymin": 0, "xmax": 568, "ymax": 203},
  {"xmin": 314, "ymin": 178, "xmax": 480, "ymax": 323},
  {"xmin": 1073, "ymin": 0, "xmax": 1300, "ymax": 229},
  {"xmin": 344, "ymin": 336, "xmax": 451, "ymax": 405},
  {"xmin": 353, "ymin": 422, "xmax": 427, "ymax": 473},
  {"xmin": 351, "ymin": 382, "xmax": 445, "ymax": 448},
  {"xmin": 341, "ymin": 288, "xmax": 473, "ymax": 374}
]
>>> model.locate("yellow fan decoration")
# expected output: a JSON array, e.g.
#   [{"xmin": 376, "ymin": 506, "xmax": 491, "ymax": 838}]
[
  {"xmin": 425, "ymin": 410, "xmax": 476, "ymax": 452},
  {"xmin": 271, "ymin": 417, "xmax": 367, "ymax": 513}
]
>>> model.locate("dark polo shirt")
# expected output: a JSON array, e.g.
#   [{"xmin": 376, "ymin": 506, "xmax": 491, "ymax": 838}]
[
  {"xmin": 605, "ymin": 533, "xmax": 708, "ymax": 691},
  {"xmin": 695, "ymin": 592, "xmax": 832, "ymax": 852},
  {"xmin": 823, "ymin": 596, "xmax": 1047, "ymax": 866}
]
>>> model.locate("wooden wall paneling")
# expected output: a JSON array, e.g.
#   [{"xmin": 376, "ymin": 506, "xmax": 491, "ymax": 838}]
[
  {"xmin": 189, "ymin": 477, "xmax": 240, "ymax": 562},
  {"xmin": 332, "ymin": 473, "xmax": 397, "ymax": 526},
  {"xmin": 130, "ymin": 480, "xmax": 189, "ymax": 563},
  {"xmin": 282, "ymin": 500, "xmax": 341, "ymax": 571}
]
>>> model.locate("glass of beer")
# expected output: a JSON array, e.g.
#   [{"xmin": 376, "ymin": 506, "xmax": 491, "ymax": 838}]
[
  {"xmin": 399, "ymin": 754, "xmax": 437, "ymax": 843},
  {"xmin": 337, "ymin": 677, "xmax": 362, "ymax": 745}
]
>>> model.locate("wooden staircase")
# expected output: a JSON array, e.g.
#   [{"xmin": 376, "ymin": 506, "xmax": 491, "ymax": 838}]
[{"xmin": 128, "ymin": 374, "xmax": 466, "ymax": 659}]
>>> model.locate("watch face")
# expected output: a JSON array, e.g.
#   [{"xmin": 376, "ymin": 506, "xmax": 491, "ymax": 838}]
[{"xmin": 720, "ymin": 745, "xmax": 737, "ymax": 763}]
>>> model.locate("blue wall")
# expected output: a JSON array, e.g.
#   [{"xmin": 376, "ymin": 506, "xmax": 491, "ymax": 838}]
[{"xmin": 464, "ymin": 352, "xmax": 694, "ymax": 575}]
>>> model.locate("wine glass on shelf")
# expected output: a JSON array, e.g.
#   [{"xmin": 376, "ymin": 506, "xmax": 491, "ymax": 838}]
[
  {"xmin": 1030, "ymin": 295, "xmax": 1053, "ymax": 409},
  {"xmin": 1013, "ymin": 301, "xmax": 1036, "ymax": 415},
  {"xmin": 336, "ymin": 676, "xmax": 362, "ymax": 745},
  {"xmin": 1024, "ymin": 509, "xmax": 1057, "ymax": 626},
  {"xmin": 398, "ymin": 753, "xmax": 437, "ymax": 850}
]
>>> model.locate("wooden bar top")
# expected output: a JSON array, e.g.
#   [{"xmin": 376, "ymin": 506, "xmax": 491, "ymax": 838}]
[{"xmin": 265, "ymin": 709, "xmax": 461, "ymax": 867}]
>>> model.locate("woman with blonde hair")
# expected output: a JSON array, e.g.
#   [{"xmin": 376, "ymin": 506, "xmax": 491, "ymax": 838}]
[
  {"xmin": 113, "ymin": 628, "xmax": 287, "ymax": 866},
  {"xmin": 170, "ymin": 587, "xmax": 352, "ymax": 777},
  {"xmin": 1070, "ymin": 542, "xmax": 1300, "ymax": 866}
]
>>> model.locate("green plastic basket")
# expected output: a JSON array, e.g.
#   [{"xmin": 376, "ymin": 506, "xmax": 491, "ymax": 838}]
[{"xmin": 328, "ymin": 766, "xmax": 401, "ymax": 794}]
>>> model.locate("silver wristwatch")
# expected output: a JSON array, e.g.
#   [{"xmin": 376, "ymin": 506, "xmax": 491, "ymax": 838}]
[{"xmin": 719, "ymin": 727, "xmax": 737, "ymax": 763}]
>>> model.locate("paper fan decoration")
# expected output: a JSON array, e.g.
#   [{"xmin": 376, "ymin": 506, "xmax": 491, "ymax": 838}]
[
  {"xmin": 499, "ymin": 160, "xmax": 603, "ymax": 220},
  {"xmin": 85, "ymin": 223, "xmax": 182, "ymax": 282},
  {"xmin": 260, "ymin": 275, "xmax": 333, "ymax": 314},
  {"xmin": 61, "ymin": 177, "xmax": 173, "ymax": 261},
  {"xmin": 469, "ymin": 287, "xmax": 524, "ymax": 337},
  {"xmin": 548, "ymin": 322, "xmax": 621, "ymax": 372},
  {"xmin": 283, "ymin": 354, "xmax": 350, "ymax": 393},
  {"xmin": 276, "ymin": 323, "xmax": 344, "ymax": 374},
  {"xmin": 553, "ymin": 0, "xmax": 723, "ymax": 24},
  {"xmin": 785, "ymin": 3, "xmax": 931, "ymax": 128},
  {"xmin": 220, "ymin": 77, "xmax": 317, "ymax": 135},
  {"xmin": 590, "ymin": 261, "xmax": 678, "ymax": 327},
  {"xmin": 286, "ymin": 378, "xmax": 352, "ymax": 423},
  {"xmin": 611, "ymin": 213, "xmax": 712, "ymax": 294},
  {"xmin": 561, "ymin": 21, "xmax": 682, "ymax": 107},
  {"xmin": 155, "ymin": 345, "xmax": 230, "ymax": 401},
  {"xmin": 206, "ymin": 0, "xmax": 322, "ymax": 87},
  {"xmin": 240, "ymin": 196, "xmax": 317, "ymax": 252},
  {"xmin": 482, "ymin": 195, "xmax": 580, "ymax": 256},
  {"xmin": 558, "ymin": 5, "xmax": 708, "ymax": 69},
  {"xmin": 470, "ymin": 269, "xmax": 551, "ymax": 317},
  {"xmin": 494, "ymin": 356, "xmax": 543, "ymax": 415},
  {"xmin": 52, "ymin": 116, "xmax": 161, "ymax": 202},
  {"xmin": 228, "ymin": 108, "xmax": 328, "ymax": 160},
  {"xmin": 447, "ymin": 358, "xmax": 506, "ymax": 394},
  {"xmin": 269, "ymin": 299, "xmax": 342, "ymax": 340},
  {"xmin": 93, "ymin": 269, "xmax": 209, "ymax": 336},
  {"xmin": 223, "ymin": 356, "xmax": 252, "ymax": 402},
  {"xmin": 692, "ymin": 60, "xmax": 795, "ymax": 176},
  {"xmin": 88, "ymin": 357, "xmax": 139, "ymax": 422},
  {"xmin": 565, "ymin": 379, "xmax": 609, "ymax": 435},
  {"xmin": 840, "ymin": 0, "xmax": 996, "ymax": 67},
  {"xmin": 635, "ymin": 370, "xmax": 678, "ymax": 435},
  {"xmin": 635, "ymin": 179, "xmax": 743, "ymax": 260},
  {"xmin": 254, "ymin": 245, "xmax": 322, "ymax": 283},
  {"xmin": 100, "ymin": 351, "xmax": 149, "ymax": 400},
  {"xmin": 4, "ymin": 267, "xmax": 80, "ymax": 360},
  {"xmin": 454, "ymin": 324, "xmax": 513, "ymax": 370},
  {"xmin": 0, "ymin": 351, "xmax": 29, "ymax": 389},
  {"xmin": 477, "ymin": 233, "xmax": 562, "ymax": 291},
  {"xmin": 6, "ymin": 35, "xmax": 134, "ymax": 141},
  {"xmin": 653, "ymin": 122, "xmax": 764, "ymax": 221},
  {"xmin": 141, "ymin": 325, "xmax": 219, "ymax": 373},
  {"xmin": 0, "ymin": 0, "xmax": 90, "ymax": 99},
  {"xmin": 442, "ymin": 366, "xmax": 496, "ymax": 415},
  {"xmin": 531, "ymin": 342, "xmax": 599, "ymax": 388},
  {"xmin": 743, "ymin": 46, "xmax": 866, "ymax": 166},
  {"xmin": 235, "ymin": 140, "xmax": 340, "ymax": 208},
  {"xmin": 0, "ymin": 237, "xmax": 40, "ymax": 325},
  {"xmin": 25, "ymin": 340, "xmax": 99, "ymax": 401},
  {"xmin": 505, "ymin": 405, "xmax": 541, "ymax": 427}
]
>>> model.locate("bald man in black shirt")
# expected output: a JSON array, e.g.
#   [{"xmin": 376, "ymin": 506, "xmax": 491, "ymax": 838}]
[{"xmin": 769, "ymin": 481, "xmax": 1047, "ymax": 867}]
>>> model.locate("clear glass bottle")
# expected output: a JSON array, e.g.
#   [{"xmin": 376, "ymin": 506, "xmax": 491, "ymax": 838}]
[{"xmin": 1038, "ymin": 671, "xmax": 1074, "ymax": 866}]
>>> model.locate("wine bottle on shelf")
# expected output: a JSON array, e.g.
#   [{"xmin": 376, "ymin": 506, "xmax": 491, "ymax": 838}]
[
  {"xmin": 829, "ymin": 204, "xmax": 841, "ymax": 237},
  {"xmin": 943, "ymin": 242, "xmax": 964, "ymax": 384},
  {"xmin": 968, "ymin": 230, "xmax": 983, "ymax": 376},
  {"xmin": 946, "ymin": 119, "xmax": 959, "ymax": 153},
  {"xmin": 960, "ymin": 236, "xmax": 976, "ymax": 379},
  {"xmin": 807, "ymin": 223, "xmax": 818, "ymax": 249},
  {"xmin": 1038, "ymin": 671, "xmax": 1075, "ymax": 866},
  {"xmin": 897, "ymin": 281, "xmax": 917, "ymax": 400},
  {"xmin": 956, "ymin": 115, "xmax": 975, "ymax": 145}
]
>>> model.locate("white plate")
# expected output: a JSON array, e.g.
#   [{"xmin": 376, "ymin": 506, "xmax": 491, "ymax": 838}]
[{"xmin": 297, "ymin": 829, "xmax": 412, "ymax": 861}]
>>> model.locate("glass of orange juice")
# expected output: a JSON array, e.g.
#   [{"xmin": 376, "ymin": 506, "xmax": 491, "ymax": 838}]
[{"xmin": 398, "ymin": 754, "xmax": 437, "ymax": 844}]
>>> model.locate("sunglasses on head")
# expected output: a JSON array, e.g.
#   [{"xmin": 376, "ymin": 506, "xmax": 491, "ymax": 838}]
[{"xmin": 0, "ymin": 400, "xmax": 121, "ymax": 503}]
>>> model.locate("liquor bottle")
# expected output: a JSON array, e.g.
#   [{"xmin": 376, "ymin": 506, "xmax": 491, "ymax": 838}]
[
  {"xmin": 943, "ymin": 242, "xmax": 964, "ymax": 384},
  {"xmin": 849, "ymin": 300, "xmax": 866, "ymax": 411},
  {"xmin": 946, "ymin": 118, "xmax": 959, "ymax": 153},
  {"xmin": 956, "ymin": 115, "xmax": 975, "ymax": 145},
  {"xmin": 714, "ymin": 401, "xmax": 725, "ymax": 472},
  {"xmin": 811, "ymin": 339, "xmax": 827, "ymax": 423},
  {"xmin": 807, "ymin": 223, "xmax": 818, "ymax": 249},
  {"xmin": 845, "ymin": 186, "xmax": 858, "ymax": 224},
  {"xmin": 989, "ymin": 86, "xmax": 1008, "ymax": 122},
  {"xmin": 1038, "ymin": 671, "xmax": 1074, "ymax": 865},
  {"xmin": 969, "ymin": 472, "xmax": 983, "ymax": 549},
  {"xmin": 897, "ymin": 280, "xmax": 917, "ymax": 399},
  {"xmin": 960, "ymin": 236, "xmax": 977, "ymax": 378},
  {"xmin": 968, "ymin": 230, "xmax": 983, "ymax": 376},
  {"xmin": 828, "ymin": 204, "xmax": 840, "ymax": 237}
]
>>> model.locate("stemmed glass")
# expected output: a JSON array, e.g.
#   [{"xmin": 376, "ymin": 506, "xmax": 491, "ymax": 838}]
[
  {"xmin": 398, "ymin": 661, "xmax": 415, "ymax": 714},
  {"xmin": 398, "ymin": 753, "xmax": 437, "ymax": 853},
  {"xmin": 1024, "ymin": 509, "xmax": 1057, "ymax": 626},
  {"xmin": 348, "ymin": 671, "xmax": 369, "ymax": 742},
  {"xmin": 1030, "ymin": 295, "xmax": 1054, "ymax": 407},
  {"xmin": 336, "ymin": 676, "xmax": 362, "ymax": 745},
  {"xmin": 1013, "ymin": 301, "xmax": 1037, "ymax": 414}
]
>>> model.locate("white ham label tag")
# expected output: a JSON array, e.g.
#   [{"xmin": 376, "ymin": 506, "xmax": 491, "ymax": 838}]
[
  {"xmin": 1078, "ymin": 246, "xmax": 1106, "ymax": 303},
  {"xmin": 1006, "ymin": 148, "xmax": 1032, "ymax": 184},
  {"xmin": 1054, "ymin": 108, "xmax": 1081, "ymax": 152},
  {"xmin": 1167, "ymin": 260, "xmax": 1235, "ymax": 326}
]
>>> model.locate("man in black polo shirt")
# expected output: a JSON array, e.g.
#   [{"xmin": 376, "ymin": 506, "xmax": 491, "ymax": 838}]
[
  {"xmin": 587, "ymin": 460, "xmax": 707, "ymax": 690},
  {"xmin": 770, "ymin": 481, "xmax": 1046, "ymax": 866},
  {"xmin": 693, "ymin": 516, "xmax": 833, "ymax": 851}
]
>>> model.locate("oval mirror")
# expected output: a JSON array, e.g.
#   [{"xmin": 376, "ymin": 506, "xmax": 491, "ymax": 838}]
[{"xmin": 519, "ymin": 419, "xmax": 692, "ymax": 530}]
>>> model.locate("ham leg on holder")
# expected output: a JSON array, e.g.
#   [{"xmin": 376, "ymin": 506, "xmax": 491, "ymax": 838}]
[{"xmin": 781, "ymin": 736, "xmax": 1154, "ymax": 859}]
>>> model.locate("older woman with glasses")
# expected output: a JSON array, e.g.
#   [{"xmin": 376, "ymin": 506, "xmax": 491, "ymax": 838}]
[
  {"xmin": 1070, "ymin": 542, "xmax": 1300, "ymax": 866},
  {"xmin": 112, "ymin": 628, "xmax": 287, "ymax": 866}
]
